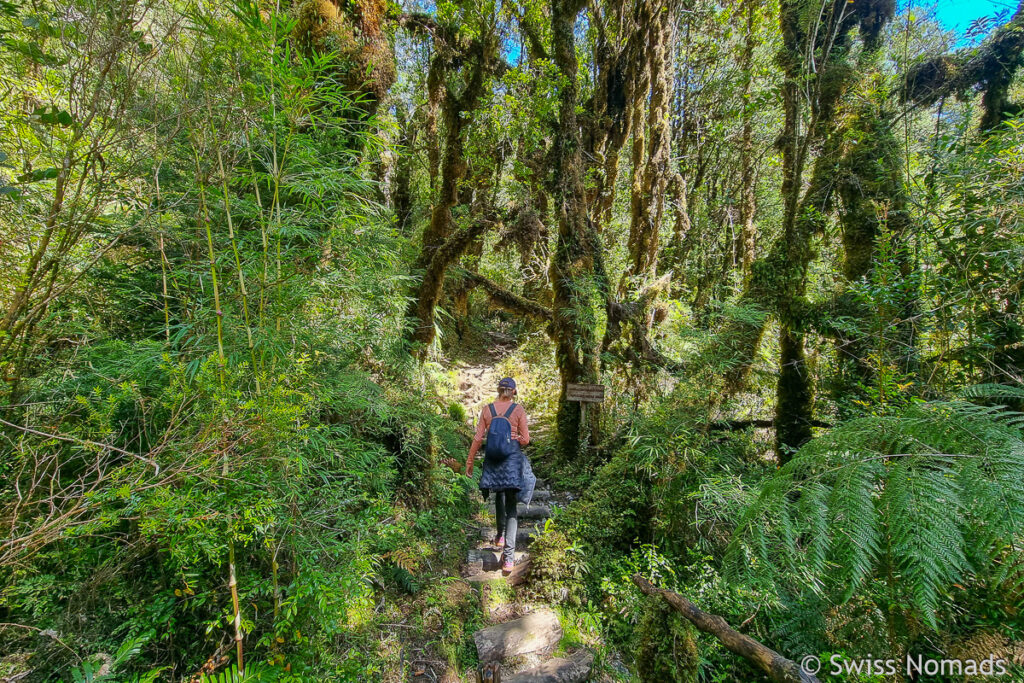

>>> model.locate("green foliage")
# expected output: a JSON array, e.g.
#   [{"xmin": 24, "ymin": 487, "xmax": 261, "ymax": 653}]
[
  {"xmin": 1, "ymin": 0, "xmax": 1023, "ymax": 678},
  {"xmin": 0, "ymin": 1, "xmax": 474, "ymax": 678},
  {"xmin": 633, "ymin": 598, "xmax": 699, "ymax": 682},
  {"xmin": 526, "ymin": 527, "xmax": 588, "ymax": 607},
  {"xmin": 727, "ymin": 394, "xmax": 1024, "ymax": 630},
  {"xmin": 64, "ymin": 634, "xmax": 164, "ymax": 683}
]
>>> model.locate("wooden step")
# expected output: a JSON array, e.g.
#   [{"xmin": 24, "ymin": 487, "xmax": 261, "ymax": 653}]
[
  {"xmin": 504, "ymin": 650, "xmax": 594, "ymax": 683},
  {"xmin": 474, "ymin": 608, "xmax": 562, "ymax": 663}
]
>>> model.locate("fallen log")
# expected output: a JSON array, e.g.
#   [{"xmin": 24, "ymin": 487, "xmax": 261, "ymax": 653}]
[
  {"xmin": 631, "ymin": 574, "xmax": 819, "ymax": 683},
  {"xmin": 707, "ymin": 418, "xmax": 833, "ymax": 431}
]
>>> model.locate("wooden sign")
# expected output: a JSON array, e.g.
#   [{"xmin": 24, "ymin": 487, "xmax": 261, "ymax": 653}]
[{"xmin": 566, "ymin": 382, "xmax": 605, "ymax": 403}]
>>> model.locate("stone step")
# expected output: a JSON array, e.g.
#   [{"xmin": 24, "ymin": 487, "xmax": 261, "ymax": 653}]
[
  {"xmin": 531, "ymin": 489, "xmax": 552, "ymax": 502},
  {"xmin": 467, "ymin": 548, "xmax": 530, "ymax": 570},
  {"xmin": 485, "ymin": 503, "xmax": 551, "ymax": 520},
  {"xmin": 465, "ymin": 559, "xmax": 531, "ymax": 585},
  {"xmin": 504, "ymin": 650, "xmax": 594, "ymax": 683},
  {"xmin": 484, "ymin": 489, "xmax": 552, "ymax": 503},
  {"xmin": 477, "ymin": 524, "xmax": 538, "ymax": 547},
  {"xmin": 474, "ymin": 608, "xmax": 562, "ymax": 663}
]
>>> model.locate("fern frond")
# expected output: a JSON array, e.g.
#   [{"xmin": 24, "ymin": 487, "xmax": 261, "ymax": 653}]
[
  {"xmin": 726, "ymin": 397, "xmax": 1024, "ymax": 630},
  {"xmin": 960, "ymin": 383, "xmax": 1024, "ymax": 402}
]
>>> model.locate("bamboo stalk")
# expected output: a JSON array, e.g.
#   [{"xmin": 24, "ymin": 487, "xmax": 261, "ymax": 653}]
[
  {"xmin": 155, "ymin": 164, "xmax": 171, "ymax": 342},
  {"xmin": 195, "ymin": 160, "xmax": 226, "ymax": 388},
  {"xmin": 228, "ymin": 541, "xmax": 244, "ymax": 677},
  {"xmin": 270, "ymin": 544, "xmax": 281, "ymax": 657},
  {"xmin": 158, "ymin": 234, "xmax": 171, "ymax": 342},
  {"xmin": 214, "ymin": 135, "xmax": 261, "ymax": 395},
  {"xmin": 244, "ymin": 145, "xmax": 270, "ymax": 335},
  {"xmin": 269, "ymin": 39, "xmax": 283, "ymax": 336}
]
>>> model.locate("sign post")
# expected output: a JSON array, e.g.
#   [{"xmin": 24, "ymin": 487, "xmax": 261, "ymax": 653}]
[
  {"xmin": 566, "ymin": 383, "xmax": 605, "ymax": 403},
  {"xmin": 566, "ymin": 383, "xmax": 605, "ymax": 441}
]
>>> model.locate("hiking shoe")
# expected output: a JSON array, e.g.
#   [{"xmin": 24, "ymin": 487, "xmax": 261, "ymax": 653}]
[
  {"xmin": 502, "ymin": 559, "xmax": 514, "ymax": 573},
  {"xmin": 494, "ymin": 535, "xmax": 505, "ymax": 548}
]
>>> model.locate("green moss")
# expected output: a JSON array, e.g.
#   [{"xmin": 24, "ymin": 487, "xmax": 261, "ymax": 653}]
[{"xmin": 633, "ymin": 597, "xmax": 699, "ymax": 682}]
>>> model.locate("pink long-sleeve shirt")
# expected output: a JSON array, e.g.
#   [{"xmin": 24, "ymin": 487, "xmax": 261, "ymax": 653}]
[{"xmin": 465, "ymin": 400, "xmax": 530, "ymax": 475}]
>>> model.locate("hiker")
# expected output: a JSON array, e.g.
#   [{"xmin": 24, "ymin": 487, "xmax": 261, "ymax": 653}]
[{"xmin": 464, "ymin": 377, "xmax": 532, "ymax": 573}]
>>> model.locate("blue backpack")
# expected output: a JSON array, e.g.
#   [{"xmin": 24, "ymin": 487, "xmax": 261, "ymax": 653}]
[{"xmin": 484, "ymin": 403, "xmax": 519, "ymax": 462}]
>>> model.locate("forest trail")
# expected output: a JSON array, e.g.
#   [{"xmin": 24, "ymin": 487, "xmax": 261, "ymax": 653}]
[
  {"xmin": 448, "ymin": 362, "xmax": 592, "ymax": 681},
  {"xmin": 461, "ymin": 480, "xmax": 592, "ymax": 682}
]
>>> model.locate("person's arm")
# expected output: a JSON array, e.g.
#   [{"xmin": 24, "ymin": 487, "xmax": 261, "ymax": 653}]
[
  {"xmin": 465, "ymin": 407, "xmax": 488, "ymax": 476},
  {"xmin": 515, "ymin": 406, "xmax": 530, "ymax": 446}
]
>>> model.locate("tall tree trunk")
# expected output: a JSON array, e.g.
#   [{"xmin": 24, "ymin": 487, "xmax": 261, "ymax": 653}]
[
  {"xmin": 405, "ymin": 33, "xmax": 493, "ymax": 353},
  {"xmin": 835, "ymin": 45, "xmax": 920, "ymax": 411},
  {"xmin": 775, "ymin": 326, "xmax": 813, "ymax": 460},
  {"xmin": 605, "ymin": 2, "xmax": 677, "ymax": 372},
  {"xmin": 738, "ymin": 0, "xmax": 757, "ymax": 284},
  {"xmin": 717, "ymin": 0, "xmax": 895, "ymax": 455},
  {"xmin": 393, "ymin": 103, "xmax": 416, "ymax": 233},
  {"xmin": 626, "ymin": 2, "xmax": 672, "ymax": 285},
  {"xmin": 550, "ymin": 0, "xmax": 599, "ymax": 460}
]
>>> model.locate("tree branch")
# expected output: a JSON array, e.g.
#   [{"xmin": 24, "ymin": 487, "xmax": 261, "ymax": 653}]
[
  {"xmin": 632, "ymin": 575, "xmax": 820, "ymax": 683},
  {"xmin": 903, "ymin": 1, "xmax": 1024, "ymax": 115},
  {"xmin": 458, "ymin": 270, "xmax": 553, "ymax": 321},
  {"xmin": 0, "ymin": 417, "xmax": 160, "ymax": 473}
]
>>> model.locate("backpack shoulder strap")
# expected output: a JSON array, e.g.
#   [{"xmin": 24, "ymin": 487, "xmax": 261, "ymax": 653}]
[
  {"xmin": 503, "ymin": 402, "xmax": 517, "ymax": 418},
  {"xmin": 488, "ymin": 403, "xmax": 497, "ymax": 418}
]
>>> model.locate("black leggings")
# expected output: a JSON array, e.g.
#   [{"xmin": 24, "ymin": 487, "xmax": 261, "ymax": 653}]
[{"xmin": 494, "ymin": 489, "xmax": 519, "ymax": 560}]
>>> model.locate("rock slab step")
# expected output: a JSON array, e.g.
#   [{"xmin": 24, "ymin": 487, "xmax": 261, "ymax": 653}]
[
  {"xmin": 465, "ymin": 548, "xmax": 531, "ymax": 584},
  {"xmin": 504, "ymin": 650, "xmax": 594, "ymax": 683},
  {"xmin": 474, "ymin": 608, "xmax": 562, "ymax": 663},
  {"xmin": 486, "ymin": 503, "xmax": 551, "ymax": 520},
  {"xmin": 465, "ymin": 560, "xmax": 531, "ymax": 585},
  {"xmin": 467, "ymin": 548, "xmax": 530, "ymax": 570},
  {"xmin": 478, "ymin": 524, "xmax": 538, "ymax": 547}
]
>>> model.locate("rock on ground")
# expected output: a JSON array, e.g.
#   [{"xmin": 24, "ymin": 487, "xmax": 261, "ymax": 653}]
[{"xmin": 474, "ymin": 607, "xmax": 562, "ymax": 663}]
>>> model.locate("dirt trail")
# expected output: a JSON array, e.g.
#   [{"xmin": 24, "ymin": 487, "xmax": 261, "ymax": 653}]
[{"xmin": 454, "ymin": 363, "xmax": 501, "ymax": 421}]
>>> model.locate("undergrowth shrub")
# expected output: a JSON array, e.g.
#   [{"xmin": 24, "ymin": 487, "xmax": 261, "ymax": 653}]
[
  {"xmin": 633, "ymin": 598, "xmax": 698, "ymax": 682},
  {"xmin": 0, "ymin": 339, "xmax": 474, "ymax": 680},
  {"xmin": 525, "ymin": 527, "xmax": 587, "ymax": 607}
]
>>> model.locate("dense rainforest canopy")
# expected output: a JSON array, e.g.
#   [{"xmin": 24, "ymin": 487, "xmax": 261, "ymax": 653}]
[{"xmin": 1, "ymin": 0, "xmax": 1023, "ymax": 680}]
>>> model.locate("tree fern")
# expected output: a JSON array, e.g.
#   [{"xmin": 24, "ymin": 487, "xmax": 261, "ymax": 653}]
[{"xmin": 726, "ymin": 394, "xmax": 1024, "ymax": 629}]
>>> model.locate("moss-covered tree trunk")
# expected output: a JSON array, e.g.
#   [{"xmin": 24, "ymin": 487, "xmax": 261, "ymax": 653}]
[
  {"xmin": 550, "ymin": 0, "xmax": 600, "ymax": 460},
  {"xmin": 738, "ymin": 0, "xmax": 758, "ymax": 284},
  {"xmin": 836, "ymin": 100, "xmax": 919, "ymax": 405},
  {"xmin": 404, "ymin": 30, "xmax": 495, "ymax": 354},
  {"xmin": 604, "ymin": 1, "xmax": 677, "ymax": 373},
  {"xmin": 293, "ymin": 0, "xmax": 395, "ymax": 119}
]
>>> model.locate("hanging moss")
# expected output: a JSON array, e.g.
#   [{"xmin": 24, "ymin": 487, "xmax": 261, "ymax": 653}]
[
  {"xmin": 903, "ymin": 2, "xmax": 1024, "ymax": 131},
  {"xmin": 292, "ymin": 0, "xmax": 396, "ymax": 116}
]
